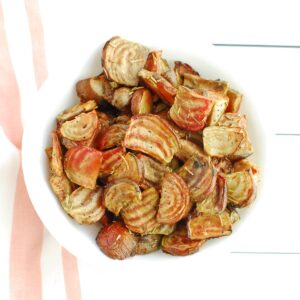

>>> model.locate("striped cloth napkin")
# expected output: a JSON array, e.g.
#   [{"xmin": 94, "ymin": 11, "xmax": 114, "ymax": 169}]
[{"xmin": 0, "ymin": 1, "xmax": 81, "ymax": 299}]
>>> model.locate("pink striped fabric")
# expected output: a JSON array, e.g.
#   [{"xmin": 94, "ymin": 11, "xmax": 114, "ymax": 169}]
[{"xmin": 0, "ymin": 0, "xmax": 82, "ymax": 299}]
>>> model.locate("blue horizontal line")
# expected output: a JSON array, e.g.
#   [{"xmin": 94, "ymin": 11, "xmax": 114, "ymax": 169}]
[
  {"xmin": 231, "ymin": 251, "xmax": 300, "ymax": 255},
  {"xmin": 213, "ymin": 44, "xmax": 300, "ymax": 48}
]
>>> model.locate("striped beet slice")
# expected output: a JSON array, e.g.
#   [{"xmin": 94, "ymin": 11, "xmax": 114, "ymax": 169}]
[
  {"xmin": 157, "ymin": 173, "xmax": 190, "ymax": 224},
  {"xmin": 121, "ymin": 187, "xmax": 159, "ymax": 234},
  {"xmin": 108, "ymin": 152, "xmax": 144, "ymax": 185},
  {"xmin": 64, "ymin": 146, "xmax": 102, "ymax": 189},
  {"xmin": 104, "ymin": 179, "xmax": 142, "ymax": 216},
  {"xmin": 177, "ymin": 154, "xmax": 217, "ymax": 202},
  {"xmin": 97, "ymin": 123, "xmax": 128, "ymax": 150},
  {"xmin": 169, "ymin": 86, "xmax": 213, "ymax": 132},
  {"xmin": 99, "ymin": 147, "xmax": 125, "ymax": 177},
  {"xmin": 124, "ymin": 114, "xmax": 179, "ymax": 164},
  {"xmin": 62, "ymin": 186, "xmax": 105, "ymax": 224}
]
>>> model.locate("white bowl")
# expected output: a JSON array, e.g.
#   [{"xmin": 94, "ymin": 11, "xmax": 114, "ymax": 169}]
[{"xmin": 22, "ymin": 41, "xmax": 265, "ymax": 267}]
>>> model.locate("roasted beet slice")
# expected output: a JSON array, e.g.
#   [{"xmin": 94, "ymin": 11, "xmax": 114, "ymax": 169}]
[
  {"xmin": 162, "ymin": 225, "xmax": 205, "ymax": 256},
  {"xmin": 96, "ymin": 221, "xmax": 138, "ymax": 260},
  {"xmin": 104, "ymin": 179, "xmax": 142, "ymax": 216},
  {"xmin": 169, "ymin": 86, "xmax": 213, "ymax": 132},
  {"xmin": 131, "ymin": 88, "xmax": 153, "ymax": 115},
  {"xmin": 124, "ymin": 114, "xmax": 179, "ymax": 164},
  {"xmin": 76, "ymin": 75, "xmax": 116, "ymax": 103},
  {"xmin": 157, "ymin": 173, "xmax": 190, "ymax": 224},
  {"xmin": 122, "ymin": 187, "xmax": 159, "ymax": 234},
  {"xmin": 64, "ymin": 146, "xmax": 102, "ymax": 189},
  {"xmin": 102, "ymin": 36, "xmax": 149, "ymax": 86},
  {"xmin": 62, "ymin": 186, "xmax": 105, "ymax": 224}
]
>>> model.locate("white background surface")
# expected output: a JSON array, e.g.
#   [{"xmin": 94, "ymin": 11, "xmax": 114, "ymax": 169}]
[{"xmin": 1, "ymin": 0, "xmax": 300, "ymax": 299}]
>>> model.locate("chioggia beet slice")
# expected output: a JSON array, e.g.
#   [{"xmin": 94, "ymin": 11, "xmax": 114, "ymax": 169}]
[
  {"xmin": 138, "ymin": 69, "xmax": 177, "ymax": 105},
  {"xmin": 131, "ymin": 88, "xmax": 153, "ymax": 115},
  {"xmin": 177, "ymin": 154, "xmax": 216, "ymax": 202},
  {"xmin": 137, "ymin": 154, "xmax": 171, "ymax": 185},
  {"xmin": 56, "ymin": 100, "xmax": 97, "ymax": 123},
  {"xmin": 187, "ymin": 210, "xmax": 235, "ymax": 240},
  {"xmin": 62, "ymin": 186, "xmax": 105, "ymax": 224},
  {"xmin": 169, "ymin": 86, "xmax": 213, "ymax": 132},
  {"xmin": 60, "ymin": 110, "xmax": 99, "ymax": 142},
  {"xmin": 99, "ymin": 147, "xmax": 125, "ymax": 177},
  {"xmin": 102, "ymin": 36, "xmax": 149, "ymax": 86},
  {"xmin": 224, "ymin": 170, "xmax": 256, "ymax": 208},
  {"xmin": 96, "ymin": 221, "xmax": 138, "ymax": 260},
  {"xmin": 144, "ymin": 50, "xmax": 169, "ymax": 74},
  {"xmin": 64, "ymin": 146, "xmax": 102, "ymax": 189},
  {"xmin": 203, "ymin": 126, "xmax": 244, "ymax": 157},
  {"xmin": 97, "ymin": 123, "xmax": 128, "ymax": 150},
  {"xmin": 196, "ymin": 175, "xmax": 227, "ymax": 214},
  {"xmin": 121, "ymin": 187, "xmax": 159, "ymax": 234},
  {"xmin": 104, "ymin": 179, "xmax": 142, "ymax": 216},
  {"xmin": 174, "ymin": 61, "xmax": 199, "ymax": 85},
  {"xmin": 162, "ymin": 225, "xmax": 205, "ymax": 256},
  {"xmin": 108, "ymin": 152, "xmax": 144, "ymax": 185},
  {"xmin": 157, "ymin": 173, "xmax": 190, "ymax": 224},
  {"xmin": 124, "ymin": 114, "xmax": 179, "ymax": 164}
]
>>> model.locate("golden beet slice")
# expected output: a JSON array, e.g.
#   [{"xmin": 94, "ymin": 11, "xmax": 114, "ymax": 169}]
[
  {"xmin": 102, "ymin": 36, "xmax": 149, "ymax": 86},
  {"xmin": 157, "ymin": 173, "xmax": 190, "ymax": 224},
  {"xmin": 183, "ymin": 73, "xmax": 229, "ymax": 95},
  {"xmin": 60, "ymin": 110, "xmax": 98, "ymax": 142},
  {"xmin": 224, "ymin": 170, "xmax": 256, "ymax": 208},
  {"xmin": 211, "ymin": 157, "xmax": 233, "ymax": 174},
  {"xmin": 137, "ymin": 154, "xmax": 171, "ymax": 185},
  {"xmin": 97, "ymin": 123, "xmax": 128, "ymax": 150},
  {"xmin": 57, "ymin": 100, "xmax": 97, "ymax": 123},
  {"xmin": 138, "ymin": 69, "xmax": 177, "ymax": 105},
  {"xmin": 187, "ymin": 210, "xmax": 234, "ymax": 240},
  {"xmin": 131, "ymin": 88, "xmax": 153, "ymax": 115},
  {"xmin": 121, "ymin": 187, "xmax": 159, "ymax": 234},
  {"xmin": 134, "ymin": 234, "xmax": 162, "ymax": 255},
  {"xmin": 162, "ymin": 225, "xmax": 205, "ymax": 256},
  {"xmin": 177, "ymin": 154, "xmax": 216, "ymax": 202},
  {"xmin": 196, "ymin": 175, "xmax": 227, "ymax": 214},
  {"xmin": 226, "ymin": 88, "xmax": 243, "ymax": 113},
  {"xmin": 96, "ymin": 221, "xmax": 138, "ymax": 260},
  {"xmin": 104, "ymin": 179, "xmax": 142, "ymax": 216},
  {"xmin": 203, "ymin": 126, "xmax": 244, "ymax": 157},
  {"xmin": 124, "ymin": 114, "xmax": 179, "ymax": 164},
  {"xmin": 64, "ymin": 146, "xmax": 102, "ymax": 189},
  {"xmin": 99, "ymin": 147, "xmax": 125, "ymax": 177},
  {"xmin": 175, "ymin": 139, "xmax": 205, "ymax": 162},
  {"xmin": 169, "ymin": 86, "xmax": 213, "ymax": 132},
  {"xmin": 108, "ymin": 152, "xmax": 144, "ymax": 185},
  {"xmin": 76, "ymin": 75, "xmax": 116, "ymax": 104},
  {"xmin": 62, "ymin": 186, "xmax": 105, "ymax": 224}
]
